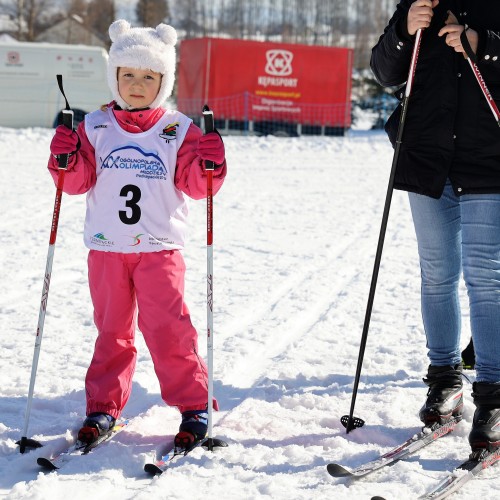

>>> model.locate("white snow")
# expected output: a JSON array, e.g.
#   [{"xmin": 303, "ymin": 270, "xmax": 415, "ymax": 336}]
[{"xmin": 0, "ymin": 126, "xmax": 497, "ymax": 499}]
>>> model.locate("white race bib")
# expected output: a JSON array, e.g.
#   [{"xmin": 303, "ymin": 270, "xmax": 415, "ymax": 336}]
[{"xmin": 84, "ymin": 108, "xmax": 192, "ymax": 253}]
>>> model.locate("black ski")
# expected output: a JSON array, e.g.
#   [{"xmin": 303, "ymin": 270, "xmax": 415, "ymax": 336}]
[
  {"xmin": 417, "ymin": 448, "xmax": 500, "ymax": 499},
  {"xmin": 37, "ymin": 419, "xmax": 129, "ymax": 470},
  {"xmin": 144, "ymin": 437, "xmax": 228, "ymax": 475},
  {"xmin": 327, "ymin": 418, "xmax": 460, "ymax": 478}
]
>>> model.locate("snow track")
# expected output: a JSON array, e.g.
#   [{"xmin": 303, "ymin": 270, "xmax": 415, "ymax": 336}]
[{"xmin": 216, "ymin": 217, "xmax": 377, "ymax": 391}]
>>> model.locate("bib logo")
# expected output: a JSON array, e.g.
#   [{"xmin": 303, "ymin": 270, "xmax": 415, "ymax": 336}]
[
  {"xmin": 159, "ymin": 122, "xmax": 179, "ymax": 143},
  {"xmin": 128, "ymin": 233, "xmax": 144, "ymax": 246},
  {"xmin": 100, "ymin": 143, "xmax": 168, "ymax": 180},
  {"xmin": 91, "ymin": 232, "xmax": 114, "ymax": 247}
]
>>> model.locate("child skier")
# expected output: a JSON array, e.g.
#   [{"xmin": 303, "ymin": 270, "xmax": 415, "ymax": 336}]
[{"xmin": 47, "ymin": 20, "xmax": 227, "ymax": 447}]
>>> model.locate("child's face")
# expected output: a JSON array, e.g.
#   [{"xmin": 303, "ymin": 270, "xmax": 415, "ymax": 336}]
[{"xmin": 117, "ymin": 67, "xmax": 162, "ymax": 109}]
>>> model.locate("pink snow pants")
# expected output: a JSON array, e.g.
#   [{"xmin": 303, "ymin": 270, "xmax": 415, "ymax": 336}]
[{"xmin": 85, "ymin": 249, "xmax": 217, "ymax": 418}]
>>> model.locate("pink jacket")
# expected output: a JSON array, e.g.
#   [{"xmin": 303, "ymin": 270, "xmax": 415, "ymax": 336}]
[{"xmin": 48, "ymin": 103, "xmax": 227, "ymax": 199}]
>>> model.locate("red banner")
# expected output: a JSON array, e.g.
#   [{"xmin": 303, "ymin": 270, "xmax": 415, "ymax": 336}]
[{"xmin": 178, "ymin": 38, "xmax": 352, "ymax": 127}]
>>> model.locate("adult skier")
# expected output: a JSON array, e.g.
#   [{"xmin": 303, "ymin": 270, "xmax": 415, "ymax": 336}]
[{"xmin": 371, "ymin": 0, "xmax": 500, "ymax": 452}]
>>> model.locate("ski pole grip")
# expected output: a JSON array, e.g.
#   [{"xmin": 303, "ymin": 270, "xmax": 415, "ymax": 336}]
[
  {"xmin": 56, "ymin": 75, "xmax": 74, "ymax": 170},
  {"xmin": 57, "ymin": 110, "xmax": 74, "ymax": 171},
  {"xmin": 202, "ymin": 105, "xmax": 215, "ymax": 171},
  {"xmin": 61, "ymin": 109, "xmax": 74, "ymax": 129}
]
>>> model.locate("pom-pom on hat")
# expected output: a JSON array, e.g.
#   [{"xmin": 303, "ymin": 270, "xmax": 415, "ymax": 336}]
[{"xmin": 107, "ymin": 19, "xmax": 177, "ymax": 110}]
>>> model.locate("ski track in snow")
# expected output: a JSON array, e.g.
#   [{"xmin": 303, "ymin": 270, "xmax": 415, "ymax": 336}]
[{"xmin": 0, "ymin": 127, "xmax": 496, "ymax": 499}]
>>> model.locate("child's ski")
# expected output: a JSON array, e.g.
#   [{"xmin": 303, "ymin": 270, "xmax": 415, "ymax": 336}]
[
  {"xmin": 144, "ymin": 437, "xmax": 228, "ymax": 475},
  {"xmin": 37, "ymin": 419, "xmax": 129, "ymax": 470}
]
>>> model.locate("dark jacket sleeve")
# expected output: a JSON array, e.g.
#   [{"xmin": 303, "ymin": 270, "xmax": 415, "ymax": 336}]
[
  {"xmin": 479, "ymin": 30, "xmax": 500, "ymax": 63},
  {"xmin": 370, "ymin": 0, "xmax": 416, "ymax": 87}
]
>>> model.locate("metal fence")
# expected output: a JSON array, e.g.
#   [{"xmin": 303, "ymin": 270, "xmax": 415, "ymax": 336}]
[{"xmin": 178, "ymin": 91, "xmax": 352, "ymax": 137}]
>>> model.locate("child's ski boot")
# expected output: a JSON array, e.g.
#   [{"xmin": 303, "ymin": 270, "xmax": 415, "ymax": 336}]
[
  {"xmin": 78, "ymin": 412, "xmax": 116, "ymax": 444},
  {"xmin": 175, "ymin": 409, "xmax": 208, "ymax": 449}
]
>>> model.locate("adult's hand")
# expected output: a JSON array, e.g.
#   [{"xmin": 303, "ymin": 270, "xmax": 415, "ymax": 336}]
[
  {"xmin": 438, "ymin": 11, "xmax": 478, "ymax": 55},
  {"xmin": 407, "ymin": 0, "xmax": 440, "ymax": 36}
]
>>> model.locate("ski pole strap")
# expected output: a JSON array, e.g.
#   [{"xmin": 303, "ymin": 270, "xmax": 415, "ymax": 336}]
[
  {"xmin": 461, "ymin": 26, "xmax": 478, "ymax": 64},
  {"xmin": 57, "ymin": 75, "xmax": 70, "ymax": 112},
  {"xmin": 56, "ymin": 75, "xmax": 74, "ymax": 170},
  {"xmin": 202, "ymin": 105, "xmax": 215, "ymax": 171}
]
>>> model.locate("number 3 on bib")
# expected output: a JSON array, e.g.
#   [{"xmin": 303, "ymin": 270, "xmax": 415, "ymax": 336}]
[{"xmin": 119, "ymin": 184, "xmax": 141, "ymax": 225}]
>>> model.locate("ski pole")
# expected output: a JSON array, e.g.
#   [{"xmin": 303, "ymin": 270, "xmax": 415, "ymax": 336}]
[
  {"xmin": 202, "ymin": 105, "xmax": 216, "ymax": 451},
  {"xmin": 18, "ymin": 75, "xmax": 73, "ymax": 453},
  {"xmin": 467, "ymin": 58, "xmax": 500, "ymax": 124},
  {"xmin": 460, "ymin": 27, "xmax": 500, "ymax": 126},
  {"xmin": 201, "ymin": 105, "xmax": 228, "ymax": 453},
  {"xmin": 342, "ymin": 29, "xmax": 424, "ymax": 433}
]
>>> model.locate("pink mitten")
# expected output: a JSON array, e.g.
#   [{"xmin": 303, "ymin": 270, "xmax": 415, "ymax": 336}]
[
  {"xmin": 197, "ymin": 132, "xmax": 225, "ymax": 166},
  {"xmin": 50, "ymin": 125, "xmax": 79, "ymax": 156}
]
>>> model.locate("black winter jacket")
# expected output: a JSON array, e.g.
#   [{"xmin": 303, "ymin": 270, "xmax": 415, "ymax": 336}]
[{"xmin": 371, "ymin": 0, "xmax": 500, "ymax": 198}]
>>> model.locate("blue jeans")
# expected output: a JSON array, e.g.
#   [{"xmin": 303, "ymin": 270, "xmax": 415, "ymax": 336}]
[{"xmin": 408, "ymin": 182, "xmax": 500, "ymax": 382}]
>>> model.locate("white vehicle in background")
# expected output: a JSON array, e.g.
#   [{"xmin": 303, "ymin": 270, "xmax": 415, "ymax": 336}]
[{"xmin": 0, "ymin": 41, "xmax": 110, "ymax": 128}]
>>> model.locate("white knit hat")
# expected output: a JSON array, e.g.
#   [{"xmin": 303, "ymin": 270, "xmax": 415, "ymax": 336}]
[{"xmin": 107, "ymin": 19, "xmax": 177, "ymax": 110}]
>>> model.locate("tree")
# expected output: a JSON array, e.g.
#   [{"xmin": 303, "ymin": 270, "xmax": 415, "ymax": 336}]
[
  {"xmin": 136, "ymin": 0, "xmax": 170, "ymax": 27},
  {"xmin": 0, "ymin": 0, "xmax": 58, "ymax": 40},
  {"xmin": 87, "ymin": 0, "xmax": 115, "ymax": 47}
]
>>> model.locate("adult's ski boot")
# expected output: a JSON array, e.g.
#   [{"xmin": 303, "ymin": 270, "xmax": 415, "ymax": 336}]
[
  {"xmin": 469, "ymin": 382, "xmax": 500, "ymax": 452},
  {"xmin": 419, "ymin": 364, "xmax": 463, "ymax": 426}
]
